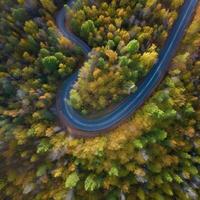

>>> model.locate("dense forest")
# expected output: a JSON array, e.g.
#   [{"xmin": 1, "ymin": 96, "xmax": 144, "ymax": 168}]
[
  {"xmin": 0, "ymin": 0, "xmax": 200, "ymax": 199},
  {"xmin": 68, "ymin": 0, "xmax": 184, "ymax": 114}
]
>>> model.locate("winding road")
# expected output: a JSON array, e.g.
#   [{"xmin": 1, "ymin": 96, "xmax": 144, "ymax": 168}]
[{"xmin": 56, "ymin": 0, "xmax": 198, "ymax": 137}]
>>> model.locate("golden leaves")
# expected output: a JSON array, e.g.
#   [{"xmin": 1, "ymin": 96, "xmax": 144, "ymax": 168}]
[
  {"xmin": 58, "ymin": 36, "xmax": 73, "ymax": 49},
  {"xmin": 140, "ymin": 51, "xmax": 158, "ymax": 69},
  {"xmin": 92, "ymin": 68, "xmax": 101, "ymax": 79},
  {"xmin": 3, "ymin": 110, "xmax": 19, "ymax": 118},
  {"xmin": 134, "ymin": 168, "xmax": 146, "ymax": 177},
  {"xmin": 161, "ymin": 155, "xmax": 179, "ymax": 167},
  {"xmin": 33, "ymin": 123, "xmax": 47, "ymax": 137},
  {"xmin": 105, "ymin": 49, "xmax": 118, "ymax": 63},
  {"xmin": 52, "ymin": 168, "xmax": 63, "ymax": 178},
  {"xmin": 68, "ymin": 137, "xmax": 107, "ymax": 159}
]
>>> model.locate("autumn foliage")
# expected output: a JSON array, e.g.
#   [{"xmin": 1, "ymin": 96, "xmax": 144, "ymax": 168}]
[
  {"xmin": 0, "ymin": 0, "xmax": 200, "ymax": 199},
  {"xmin": 68, "ymin": 0, "xmax": 184, "ymax": 114}
]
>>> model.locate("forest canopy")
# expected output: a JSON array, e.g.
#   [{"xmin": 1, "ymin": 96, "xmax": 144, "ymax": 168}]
[
  {"xmin": 68, "ymin": 0, "xmax": 184, "ymax": 114},
  {"xmin": 0, "ymin": 0, "xmax": 200, "ymax": 199}
]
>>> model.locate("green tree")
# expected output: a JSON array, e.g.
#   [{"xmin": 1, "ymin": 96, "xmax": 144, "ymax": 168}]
[
  {"xmin": 123, "ymin": 39, "xmax": 140, "ymax": 54},
  {"xmin": 97, "ymin": 57, "xmax": 106, "ymax": 69},
  {"xmin": 12, "ymin": 7, "xmax": 28, "ymax": 22},
  {"xmin": 65, "ymin": 172, "xmax": 80, "ymax": 189},
  {"xmin": 42, "ymin": 56, "xmax": 59, "ymax": 72},
  {"xmin": 40, "ymin": 0, "xmax": 57, "ymax": 13},
  {"xmin": 69, "ymin": 89, "xmax": 82, "ymax": 110},
  {"xmin": 80, "ymin": 20, "xmax": 96, "ymax": 39},
  {"xmin": 24, "ymin": 20, "xmax": 39, "ymax": 35},
  {"xmin": 119, "ymin": 56, "xmax": 131, "ymax": 66},
  {"xmin": 107, "ymin": 40, "xmax": 115, "ymax": 49},
  {"xmin": 84, "ymin": 175, "xmax": 102, "ymax": 191},
  {"xmin": 27, "ymin": 35, "xmax": 38, "ymax": 53}
]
